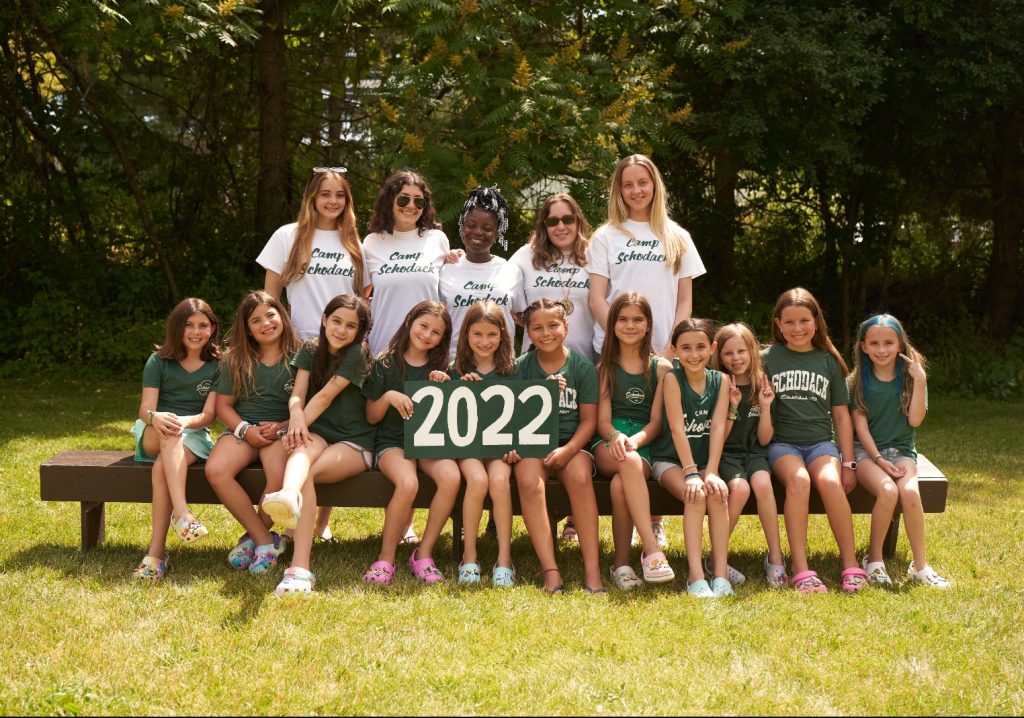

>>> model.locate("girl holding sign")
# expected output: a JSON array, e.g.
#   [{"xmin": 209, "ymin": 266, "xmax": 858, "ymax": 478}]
[
  {"xmin": 260, "ymin": 295, "xmax": 375, "ymax": 595},
  {"xmin": 514, "ymin": 298, "xmax": 602, "ymax": 593},
  {"xmin": 449, "ymin": 300, "xmax": 520, "ymax": 587},
  {"xmin": 361, "ymin": 300, "xmax": 459, "ymax": 585}
]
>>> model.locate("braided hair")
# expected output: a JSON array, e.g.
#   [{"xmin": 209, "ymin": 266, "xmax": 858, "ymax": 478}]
[{"xmin": 458, "ymin": 185, "xmax": 510, "ymax": 250}]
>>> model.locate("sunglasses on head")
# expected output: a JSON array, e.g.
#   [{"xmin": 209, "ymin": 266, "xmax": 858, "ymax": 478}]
[
  {"xmin": 543, "ymin": 214, "xmax": 577, "ymax": 227},
  {"xmin": 311, "ymin": 166, "xmax": 347, "ymax": 175},
  {"xmin": 396, "ymin": 194, "xmax": 426, "ymax": 209}
]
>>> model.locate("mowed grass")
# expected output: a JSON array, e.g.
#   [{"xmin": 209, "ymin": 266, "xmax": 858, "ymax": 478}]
[{"xmin": 0, "ymin": 375, "xmax": 1022, "ymax": 715}]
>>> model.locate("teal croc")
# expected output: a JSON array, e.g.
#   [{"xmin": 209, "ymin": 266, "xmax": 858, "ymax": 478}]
[
  {"xmin": 687, "ymin": 579, "xmax": 715, "ymax": 598},
  {"xmin": 458, "ymin": 562, "xmax": 481, "ymax": 586},
  {"xmin": 711, "ymin": 577, "xmax": 734, "ymax": 597},
  {"xmin": 491, "ymin": 564, "xmax": 516, "ymax": 588}
]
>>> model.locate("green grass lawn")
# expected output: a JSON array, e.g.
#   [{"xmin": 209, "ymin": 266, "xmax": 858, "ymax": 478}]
[{"xmin": 1, "ymin": 375, "xmax": 1022, "ymax": 715}]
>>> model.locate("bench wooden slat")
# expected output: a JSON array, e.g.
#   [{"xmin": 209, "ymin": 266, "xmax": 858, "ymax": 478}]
[{"xmin": 40, "ymin": 450, "xmax": 948, "ymax": 561}]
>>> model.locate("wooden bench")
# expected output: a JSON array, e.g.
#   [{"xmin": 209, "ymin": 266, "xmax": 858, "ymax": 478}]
[{"xmin": 40, "ymin": 450, "xmax": 948, "ymax": 561}]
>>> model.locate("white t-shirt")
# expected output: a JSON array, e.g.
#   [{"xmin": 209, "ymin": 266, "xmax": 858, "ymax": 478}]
[
  {"xmin": 588, "ymin": 219, "xmax": 706, "ymax": 354},
  {"xmin": 256, "ymin": 223, "xmax": 367, "ymax": 340},
  {"xmin": 509, "ymin": 245, "xmax": 595, "ymax": 360},
  {"xmin": 438, "ymin": 256, "xmax": 520, "ymax": 358},
  {"xmin": 363, "ymin": 228, "xmax": 450, "ymax": 357}
]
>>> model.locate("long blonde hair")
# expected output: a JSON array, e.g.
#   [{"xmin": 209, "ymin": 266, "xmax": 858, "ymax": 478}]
[
  {"xmin": 602, "ymin": 154, "xmax": 689, "ymax": 273},
  {"xmin": 281, "ymin": 169, "xmax": 363, "ymax": 291},
  {"xmin": 712, "ymin": 322, "xmax": 765, "ymax": 404},
  {"xmin": 223, "ymin": 290, "xmax": 301, "ymax": 400},
  {"xmin": 848, "ymin": 314, "xmax": 925, "ymax": 416}
]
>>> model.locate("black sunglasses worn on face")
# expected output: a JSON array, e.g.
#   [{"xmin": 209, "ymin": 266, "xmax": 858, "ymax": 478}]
[
  {"xmin": 396, "ymin": 194, "xmax": 426, "ymax": 209},
  {"xmin": 543, "ymin": 214, "xmax": 577, "ymax": 227}
]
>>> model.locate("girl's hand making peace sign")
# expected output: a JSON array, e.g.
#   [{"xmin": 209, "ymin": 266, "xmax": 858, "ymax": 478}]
[
  {"xmin": 758, "ymin": 373, "xmax": 775, "ymax": 410},
  {"xmin": 900, "ymin": 352, "xmax": 927, "ymax": 383}
]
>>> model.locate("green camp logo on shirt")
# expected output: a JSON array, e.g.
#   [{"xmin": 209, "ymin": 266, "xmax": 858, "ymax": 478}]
[
  {"xmin": 625, "ymin": 387, "xmax": 645, "ymax": 404},
  {"xmin": 685, "ymin": 411, "xmax": 711, "ymax": 438},
  {"xmin": 616, "ymin": 237, "xmax": 665, "ymax": 264},
  {"xmin": 196, "ymin": 379, "xmax": 213, "ymax": 397},
  {"xmin": 454, "ymin": 280, "xmax": 510, "ymax": 307},
  {"xmin": 305, "ymin": 248, "xmax": 354, "ymax": 277},
  {"xmin": 284, "ymin": 379, "xmax": 295, "ymax": 394},
  {"xmin": 378, "ymin": 250, "xmax": 435, "ymax": 275}
]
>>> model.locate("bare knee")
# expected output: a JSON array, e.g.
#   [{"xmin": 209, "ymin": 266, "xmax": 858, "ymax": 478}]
[
  {"xmin": 784, "ymin": 473, "xmax": 810, "ymax": 500},
  {"xmin": 898, "ymin": 482, "xmax": 922, "ymax": 511},
  {"xmin": 877, "ymin": 479, "xmax": 899, "ymax": 507}
]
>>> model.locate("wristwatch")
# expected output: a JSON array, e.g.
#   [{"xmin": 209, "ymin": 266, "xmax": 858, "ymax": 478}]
[{"xmin": 841, "ymin": 460, "xmax": 858, "ymax": 470}]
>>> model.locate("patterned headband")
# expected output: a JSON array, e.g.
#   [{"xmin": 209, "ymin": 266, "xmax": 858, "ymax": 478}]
[{"xmin": 458, "ymin": 185, "xmax": 510, "ymax": 251}]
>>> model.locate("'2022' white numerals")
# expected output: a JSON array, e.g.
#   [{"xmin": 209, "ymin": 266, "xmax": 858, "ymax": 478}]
[{"xmin": 410, "ymin": 384, "xmax": 552, "ymax": 447}]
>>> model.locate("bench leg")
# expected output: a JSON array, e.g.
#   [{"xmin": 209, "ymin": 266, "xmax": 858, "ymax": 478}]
[
  {"xmin": 882, "ymin": 513, "xmax": 901, "ymax": 559},
  {"xmin": 451, "ymin": 511, "xmax": 464, "ymax": 564},
  {"xmin": 81, "ymin": 501, "xmax": 105, "ymax": 550}
]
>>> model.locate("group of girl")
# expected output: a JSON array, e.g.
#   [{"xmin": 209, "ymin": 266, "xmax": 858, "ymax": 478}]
[{"xmin": 131, "ymin": 154, "xmax": 948, "ymax": 595}]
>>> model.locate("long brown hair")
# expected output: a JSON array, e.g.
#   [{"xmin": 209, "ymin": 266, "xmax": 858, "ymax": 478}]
[
  {"xmin": 381, "ymin": 300, "xmax": 452, "ymax": 379},
  {"xmin": 308, "ymin": 295, "xmax": 372, "ymax": 397},
  {"xmin": 155, "ymin": 297, "xmax": 220, "ymax": 362},
  {"xmin": 223, "ymin": 290, "xmax": 300, "ymax": 399},
  {"xmin": 600, "ymin": 154, "xmax": 690, "ymax": 273},
  {"xmin": 281, "ymin": 169, "xmax": 363, "ymax": 291},
  {"xmin": 770, "ymin": 287, "xmax": 848, "ymax": 374},
  {"xmin": 597, "ymin": 292, "xmax": 654, "ymax": 399},
  {"xmin": 453, "ymin": 300, "xmax": 516, "ymax": 377},
  {"xmin": 367, "ymin": 169, "xmax": 441, "ymax": 236},
  {"xmin": 712, "ymin": 322, "xmax": 764, "ymax": 404},
  {"xmin": 848, "ymin": 314, "xmax": 925, "ymax": 416},
  {"xmin": 529, "ymin": 193, "xmax": 591, "ymax": 269}
]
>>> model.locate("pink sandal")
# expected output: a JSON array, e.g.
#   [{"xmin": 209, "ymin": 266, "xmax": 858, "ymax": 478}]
[
  {"xmin": 408, "ymin": 548, "xmax": 444, "ymax": 584},
  {"xmin": 362, "ymin": 560, "xmax": 396, "ymax": 586},
  {"xmin": 840, "ymin": 567, "xmax": 868, "ymax": 593},
  {"xmin": 791, "ymin": 569, "xmax": 827, "ymax": 593}
]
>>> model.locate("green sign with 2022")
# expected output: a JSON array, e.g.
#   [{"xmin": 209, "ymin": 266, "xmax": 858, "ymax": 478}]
[{"xmin": 403, "ymin": 380, "xmax": 559, "ymax": 459}]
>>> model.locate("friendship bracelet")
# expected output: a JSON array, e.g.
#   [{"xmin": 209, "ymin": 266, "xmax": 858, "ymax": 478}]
[
  {"xmin": 682, "ymin": 463, "xmax": 698, "ymax": 472},
  {"xmin": 234, "ymin": 421, "xmax": 251, "ymax": 442},
  {"xmin": 685, "ymin": 471, "xmax": 701, "ymax": 480}
]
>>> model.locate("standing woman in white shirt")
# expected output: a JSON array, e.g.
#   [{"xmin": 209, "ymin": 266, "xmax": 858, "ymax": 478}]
[
  {"xmin": 588, "ymin": 154, "xmax": 706, "ymax": 357},
  {"xmin": 588, "ymin": 154, "xmax": 707, "ymax": 550},
  {"xmin": 510, "ymin": 193, "xmax": 595, "ymax": 360},
  {"xmin": 257, "ymin": 166, "xmax": 366, "ymax": 541},
  {"xmin": 258, "ymin": 167, "xmax": 366, "ymax": 341},
  {"xmin": 362, "ymin": 170, "xmax": 451, "ymax": 358},
  {"xmin": 439, "ymin": 185, "xmax": 520, "ymax": 358}
]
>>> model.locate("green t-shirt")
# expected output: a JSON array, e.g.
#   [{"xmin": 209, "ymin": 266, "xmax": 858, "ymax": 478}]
[
  {"xmin": 609, "ymin": 355, "xmax": 660, "ymax": 425},
  {"xmin": 722, "ymin": 386, "xmax": 768, "ymax": 457},
  {"xmin": 214, "ymin": 357, "xmax": 295, "ymax": 423},
  {"xmin": 763, "ymin": 345, "xmax": 849, "ymax": 445},
  {"xmin": 142, "ymin": 353, "xmax": 218, "ymax": 415},
  {"xmin": 292, "ymin": 341, "xmax": 375, "ymax": 449},
  {"xmin": 650, "ymin": 367, "xmax": 722, "ymax": 468},
  {"xmin": 361, "ymin": 354, "xmax": 433, "ymax": 450},
  {"xmin": 851, "ymin": 375, "xmax": 920, "ymax": 460},
  {"xmin": 515, "ymin": 349, "xmax": 598, "ymax": 445}
]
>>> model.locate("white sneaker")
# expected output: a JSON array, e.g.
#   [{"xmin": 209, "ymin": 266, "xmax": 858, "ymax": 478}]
[
  {"xmin": 908, "ymin": 561, "xmax": 950, "ymax": 589},
  {"xmin": 651, "ymin": 520, "xmax": 669, "ymax": 549},
  {"xmin": 261, "ymin": 489, "xmax": 302, "ymax": 530},
  {"xmin": 609, "ymin": 565, "xmax": 643, "ymax": 591}
]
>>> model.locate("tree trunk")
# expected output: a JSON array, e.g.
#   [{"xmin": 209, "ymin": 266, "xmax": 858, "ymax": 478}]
[
  {"xmin": 986, "ymin": 102, "xmax": 1024, "ymax": 341},
  {"xmin": 712, "ymin": 147, "xmax": 738, "ymax": 284},
  {"xmin": 256, "ymin": 0, "xmax": 290, "ymax": 240}
]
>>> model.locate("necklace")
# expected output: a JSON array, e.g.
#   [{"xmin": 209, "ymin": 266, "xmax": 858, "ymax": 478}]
[{"xmin": 556, "ymin": 253, "xmax": 574, "ymax": 316}]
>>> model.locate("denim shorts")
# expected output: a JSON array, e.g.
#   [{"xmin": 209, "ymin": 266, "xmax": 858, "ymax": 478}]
[
  {"xmin": 767, "ymin": 440, "xmax": 840, "ymax": 468},
  {"xmin": 854, "ymin": 445, "xmax": 917, "ymax": 466}
]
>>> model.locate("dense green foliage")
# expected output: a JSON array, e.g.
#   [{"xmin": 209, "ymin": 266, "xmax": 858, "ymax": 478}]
[{"xmin": 1, "ymin": 0, "xmax": 1021, "ymax": 395}]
